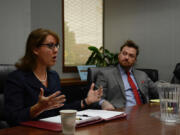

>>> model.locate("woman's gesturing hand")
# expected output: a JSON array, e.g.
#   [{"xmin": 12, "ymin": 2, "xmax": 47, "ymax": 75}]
[
  {"xmin": 38, "ymin": 88, "xmax": 66, "ymax": 111},
  {"xmin": 30, "ymin": 88, "xmax": 66, "ymax": 118}
]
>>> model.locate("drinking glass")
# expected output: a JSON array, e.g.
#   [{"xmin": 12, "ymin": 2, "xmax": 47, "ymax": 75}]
[{"xmin": 158, "ymin": 83, "xmax": 180, "ymax": 123}]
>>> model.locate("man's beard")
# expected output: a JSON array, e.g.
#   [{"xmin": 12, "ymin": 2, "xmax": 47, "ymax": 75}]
[{"xmin": 119, "ymin": 60, "xmax": 134, "ymax": 70}]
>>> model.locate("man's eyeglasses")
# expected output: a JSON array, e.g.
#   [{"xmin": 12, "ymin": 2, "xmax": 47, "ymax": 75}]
[
  {"xmin": 121, "ymin": 51, "xmax": 136, "ymax": 59},
  {"xmin": 39, "ymin": 43, "xmax": 60, "ymax": 49}
]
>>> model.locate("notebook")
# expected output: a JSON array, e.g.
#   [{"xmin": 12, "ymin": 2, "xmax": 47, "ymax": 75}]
[{"xmin": 21, "ymin": 109, "xmax": 126, "ymax": 132}]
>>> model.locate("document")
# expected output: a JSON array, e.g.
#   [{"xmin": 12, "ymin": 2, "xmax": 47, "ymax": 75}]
[
  {"xmin": 40, "ymin": 113, "xmax": 101, "ymax": 126},
  {"xmin": 40, "ymin": 109, "xmax": 126, "ymax": 125},
  {"xmin": 76, "ymin": 109, "xmax": 125, "ymax": 121},
  {"xmin": 21, "ymin": 109, "xmax": 126, "ymax": 131}
]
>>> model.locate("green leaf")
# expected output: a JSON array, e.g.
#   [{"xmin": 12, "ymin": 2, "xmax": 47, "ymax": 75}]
[
  {"xmin": 88, "ymin": 46, "xmax": 99, "ymax": 53},
  {"xmin": 86, "ymin": 46, "xmax": 119, "ymax": 67}
]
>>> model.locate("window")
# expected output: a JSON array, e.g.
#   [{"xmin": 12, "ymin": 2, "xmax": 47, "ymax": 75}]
[{"xmin": 62, "ymin": 0, "xmax": 103, "ymax": 72}]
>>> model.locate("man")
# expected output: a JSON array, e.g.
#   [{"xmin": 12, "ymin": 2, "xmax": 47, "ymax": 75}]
[{"xmin": 96, "ymin": 40, "xmax": 158, "ymax": 110}]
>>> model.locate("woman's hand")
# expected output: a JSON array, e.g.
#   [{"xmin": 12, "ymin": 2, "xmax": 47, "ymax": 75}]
[
  {"xmin": 30, "ymin": 88, "xmax": 66, "ymax": 118},
  {"xmin": 85, "ymin": 83, "xmax": 103, "ymax": 105},
  {"xmin": 38, "ymin": 88, "xmax": 66, "ymax": 111}
]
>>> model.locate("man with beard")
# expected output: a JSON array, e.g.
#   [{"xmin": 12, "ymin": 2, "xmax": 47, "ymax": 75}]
[{"xmin": 96, "ymin": 40, "xmax": 158, "ymax": 110}]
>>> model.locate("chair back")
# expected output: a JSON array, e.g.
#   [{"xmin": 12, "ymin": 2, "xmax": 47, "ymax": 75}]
[
  {"xmin": 87, "ymin": 66, "xmax": 112, "ymax": 85},
  {"xmin": 0, "ymin": 64, "xmax": 16, "ymax": 128},
  {"xmin": 136, "ymin": 68, "xmax": 158, "ymax": 82},
  {"xmin": 171, "ymin": 63, "xmax": 180, "ymax": 84}
]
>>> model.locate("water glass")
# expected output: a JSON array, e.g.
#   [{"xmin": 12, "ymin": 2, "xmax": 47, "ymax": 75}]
[{"xmin": 158, "ymin": 83, "xmax": 180, "ymax": 123}]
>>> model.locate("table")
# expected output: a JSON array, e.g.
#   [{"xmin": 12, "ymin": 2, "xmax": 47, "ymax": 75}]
[{"xmin": 0, "ymin": 103, "xmax": 180, "ymax": 135}]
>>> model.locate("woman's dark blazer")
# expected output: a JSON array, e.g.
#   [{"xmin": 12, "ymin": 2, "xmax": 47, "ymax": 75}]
[{"xmin": 4, "ymin": 69, "xmax": 81, "ymax": 126}]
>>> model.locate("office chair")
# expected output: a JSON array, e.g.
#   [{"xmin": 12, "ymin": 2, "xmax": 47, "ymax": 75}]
[
  {"xmin": 136, "ymin": 68, "xmax": 158, "ymax": 82},
  {"xmin": 87, "ymin": 66, "xmax": 113, "ymax": 85},
  {"xmin": 0, "ymin": 64, "xmax": 16, "ymax": 129},
  {"xmin": 171, "ymin": 63, "xmax": 180, "ymax": 84}
]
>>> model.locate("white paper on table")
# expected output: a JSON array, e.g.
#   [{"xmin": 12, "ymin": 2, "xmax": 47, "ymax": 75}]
[
  {"xmin": 40, "ymin": 113, "xmax": 100, "ymax": 125},
  {"xmin": 40, "ymin": 109, "xmax": 125, "ymax": 124},
  {"xmin": 77, "ymin": 109, "xmax": 125, "ymax": 120}
]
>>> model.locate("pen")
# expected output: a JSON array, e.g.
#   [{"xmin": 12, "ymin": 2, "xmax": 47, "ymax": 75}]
[
  {"xmin": 77, "ymin": 114, "xmax": 90, "ymax": 117},
  {"xmin": 76, "ymin": 118, "xmax": 82, "ymax": 120}
]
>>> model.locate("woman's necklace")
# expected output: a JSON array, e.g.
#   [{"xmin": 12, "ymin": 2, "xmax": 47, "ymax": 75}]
[{"xmin": 33, "ymin": 71, "xmax": 47, "ymax": 82}]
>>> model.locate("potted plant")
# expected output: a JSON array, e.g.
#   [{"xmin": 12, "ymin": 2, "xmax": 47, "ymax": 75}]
[{"xmin": 85, "ymin": 46, "xmax": 118, "ymax": 67}]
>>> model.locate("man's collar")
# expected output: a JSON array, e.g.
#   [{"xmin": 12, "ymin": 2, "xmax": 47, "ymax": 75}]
[{"xmin": 118, "ymin": 64, "xmax": 133, "ymax": 74}]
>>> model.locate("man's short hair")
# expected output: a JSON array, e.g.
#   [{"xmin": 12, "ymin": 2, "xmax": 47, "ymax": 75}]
[{"xmin": 120, "ymin": 40, "xmax": 139, "ymax": 56}]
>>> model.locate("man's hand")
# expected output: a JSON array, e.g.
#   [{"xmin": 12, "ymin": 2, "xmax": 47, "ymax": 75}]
[
  {"xmin": 85, "ymin": 83, "xmax": 103, "ymax": 105},
  {"xmin": 101, "ymin": 100, "xmax": 115, "ymax": 110}
]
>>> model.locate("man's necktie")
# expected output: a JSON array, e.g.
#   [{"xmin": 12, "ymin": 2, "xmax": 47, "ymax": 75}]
[{"xmin": 127, "ymin": 71, "xmax": 141, "ymax": 105}]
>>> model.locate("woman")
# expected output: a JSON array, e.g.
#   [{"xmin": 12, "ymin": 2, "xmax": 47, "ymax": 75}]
[{"xmin": 4, "ymin": 28, "xmax": 102, "ymax": 126}]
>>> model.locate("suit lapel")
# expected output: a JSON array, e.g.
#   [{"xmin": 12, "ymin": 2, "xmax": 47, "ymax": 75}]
[
  {"xmin": 47, "ymin": 70, "xmax": 57, "ymax": 90},
  {"xmin": 113, "ymin": 66, "xmax": 126, "ymax": 98},
  {"xmin": 132, "ymin": 69, "xmax": 144, "ymax": 94},
  {"xmin": 24, "ymin": 70, "xmax": 55, "ymax": 89},
  {"xmin": 24, "ymin": 71, "xmax": 42, "ymax": 89},
  {"xmin": 21, "ymin": 70, "xmax": 60, "ymax": 98}
]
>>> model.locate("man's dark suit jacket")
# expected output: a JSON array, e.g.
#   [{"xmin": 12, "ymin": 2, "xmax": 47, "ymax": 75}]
[{"xmin": 4, "ymin": 70, "xmax": 81, "ymax": 126}]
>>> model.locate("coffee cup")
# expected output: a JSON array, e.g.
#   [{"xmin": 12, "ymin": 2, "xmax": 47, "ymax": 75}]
[{"xmin": 60, "ymin": 110, "xmax": 77, "ymax": 135}]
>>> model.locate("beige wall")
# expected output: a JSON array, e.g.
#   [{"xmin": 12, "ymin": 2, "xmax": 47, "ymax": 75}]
[
  {"xmin": 1, "ymin": 0, "xmax": 180, "ymax": 81},
  {"xmin": 104, "ymin": 0, "xmax": 180, "ymax": 81}
]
